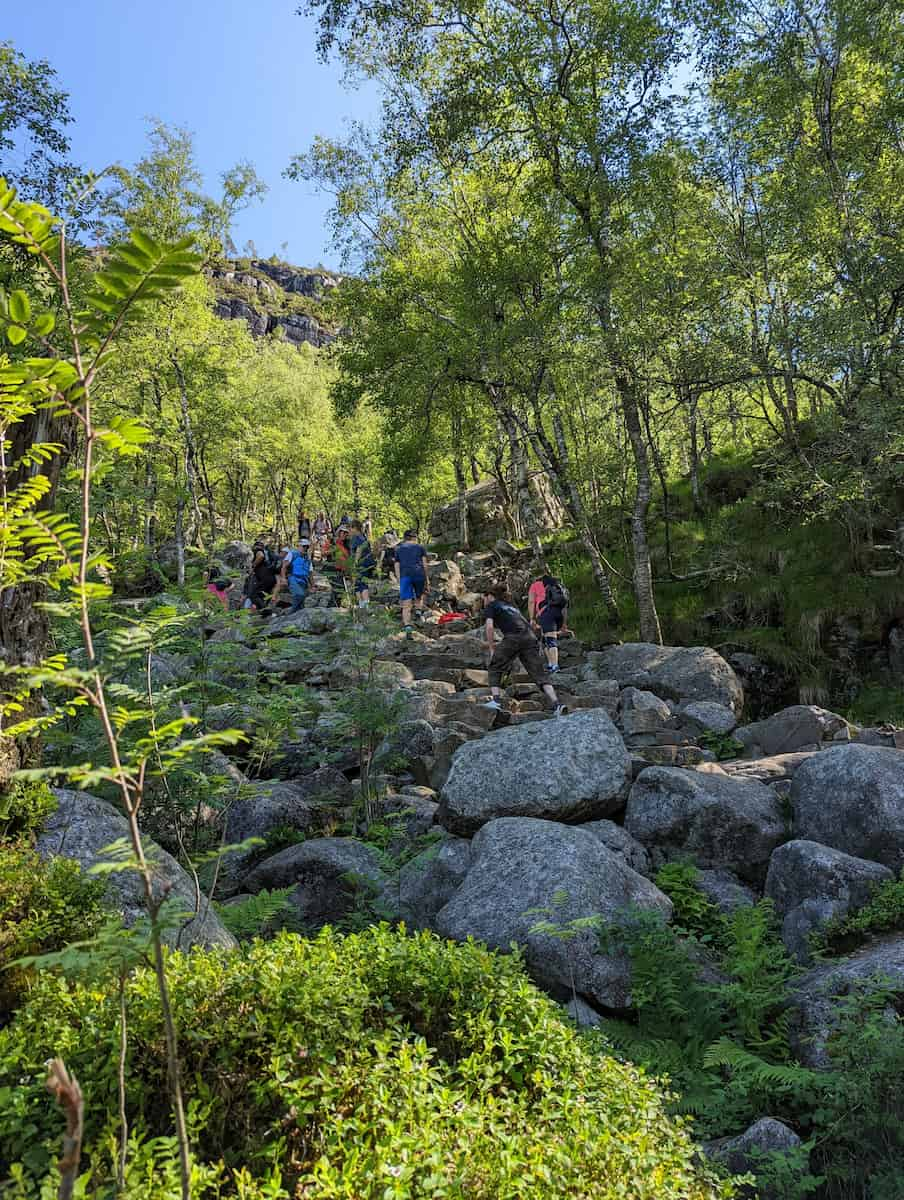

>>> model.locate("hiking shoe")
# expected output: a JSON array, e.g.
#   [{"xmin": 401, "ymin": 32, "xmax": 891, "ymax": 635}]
[
  {"xmin": 482, "ymin": 699, "xmax": 503, "ymax": 711},
  {"xmin": 404, "ymin": 625, "xmax": 413, "ymax": 639},
  {"xmin": 546, "ymin": 664, "xmax": 559, "ymax": 673},
  {"xmin": 553, "ymin": 704, "xmax": 568, "ymax": 717}
]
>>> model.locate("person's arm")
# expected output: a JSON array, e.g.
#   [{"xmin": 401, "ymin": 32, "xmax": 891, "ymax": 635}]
[
  {"xmin": 527, "ymin": 589, "xmax": 537, "ymax": 623},
  {"xmin": 484, "ymin": 617, "xmax": 495, "ymax": 656}
]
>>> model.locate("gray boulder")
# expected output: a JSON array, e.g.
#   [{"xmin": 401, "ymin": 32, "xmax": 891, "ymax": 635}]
[
  {"xmin": 704, "ymin": 1118, "xmax": 804, "ymax": 1200},
  {"xmin": 679, "ymin": 701, "xmax": 738, "ymax": 735},
  {"xmin": 261, "ymin": 607, "xmax": 349, "ymax": 638},
  {"xmin": 588, "ymin": 643, "xmax": 744, "ymax": 713},
  {"xmin": 736, "ymin": 705, "xmax": 850, "ymax": 758},
  {"xmin": 624, "ymin": 766, "xmax": 786, "ymax": 883},
  {"xmin": 242, "ymin": 837, "xmax": 391, "ymax": 929},
  {"xmin": 398, "ymin": 836, "xmax": 472, "ymax": 929},
  {"xmin": 618, "ymin": 687, "xmax": 671, "ymax": 735},
  {"xmin": 790, "ymin": 744, "xmax": 904, "ymax": 871},
  {"xmin": 219, "ymin": 540, "xmax": 253, "ymax": 571},
  {"xmin": 220, "ymin": 768, "xmax": 352, "ymax": 892},
  {"xmin": 434, "ymin": 817, "xmax": 672, "ymax": 1009},
  {"xmin": 697, "ymin": 869, "xmax": 757, "ymax": 914},
  {"xmin": 438, "ymin": 709, "xmax": 631, "ymax": 835},
  {"xmin": 39, "ymin": 790, "xmax": 236, "ymax": 950},
  {"xmin": 579, "ymin": 819, "xmax": 652, "ymax": 876},
  {"xmin": 789, "ymin": 934, "xmax": 904, "ymax": 1067},
  {"xmin": 765, "ymin": 840, "xmax": 893, "ymax": 962}
]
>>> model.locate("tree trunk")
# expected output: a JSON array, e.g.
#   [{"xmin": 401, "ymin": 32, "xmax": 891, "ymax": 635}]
[
  {"xmin": 615, "ymin": 371, "xmax": 662, "ymax": 644},
  {"xmin": 171, "ymin": 358, "xmax": 204, "ymax": 549},
  {"xmin": 452, "ymin": 413, "xmax": 470, "ymax": 550},
  {"xmin": 174, "ymin": 494, "xmax": 186, "ymax": 588},
  {"xmin": 686, "ymin": 392, "xmax": 703, "ymax": 514}
]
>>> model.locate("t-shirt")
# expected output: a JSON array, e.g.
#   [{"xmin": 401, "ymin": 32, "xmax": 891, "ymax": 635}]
[
  {"xmin": 350, "ymin": 533, "xmax": 376, "ymax": 570},
  {"xmin": 298, "ymin": 518, "xmax": 312, "ymax": 536},
  {"xmin": 395, "ymin": 541, "xmax": 427, "ymax": 577},
  {"xmin": 528, "ymin": 579, "xmax": 546, "ymax": 613},
  {"xmin": 482, "ymin": 600, "xmax": 530, "ymax": 636}
]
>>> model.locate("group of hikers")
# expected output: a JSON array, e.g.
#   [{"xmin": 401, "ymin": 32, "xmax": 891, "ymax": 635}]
[{"xmin": 208, "ymin": 512, "xmax": 572, "ymax": 716}]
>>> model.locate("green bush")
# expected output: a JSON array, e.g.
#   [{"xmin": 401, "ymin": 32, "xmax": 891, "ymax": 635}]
[
  {"xmin": 0, "ymin": 927, "xmax": 735, "ymax": 1198},
  {"xmin": 0, "ymin": 780, "xmax": 57, "ymax": 841},
  {"xmin": 0, "ymin": 841, "xmax": 108, "ymax": 1013},
  {"xmin": 812, "ymin": 870, "xmax": 904, "ymax": 955}
]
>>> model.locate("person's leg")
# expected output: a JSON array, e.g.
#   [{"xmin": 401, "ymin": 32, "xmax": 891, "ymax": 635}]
[
  {"xmin": 400, "ymin": 576, "xmax": 414, "ymax": 627},
  {"xmin": 518, "ymin": 633, "xmax": 559, "ymax": 710},
  {"xmin": 539, "ymin": 609, "xmax": 560, "ymax": 670},
  {"xmin": 289, "ymin": 579, "xmax": 307, "ymax": 612},
  {"xmin": 485, "ymin": 635, "xmax": 518, "ymax": 706}
]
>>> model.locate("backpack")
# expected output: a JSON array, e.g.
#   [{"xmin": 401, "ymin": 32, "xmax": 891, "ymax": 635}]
[
  {"xmin": 289, "ymin": 552, "xmax": 312, "ymax": 582},
  {"xmin": 265, "ymin": 548, "xmax": 280, "ymax": 571},
  {"xmin": 543, "ymin": 576, "xmax": 569, "ymax": 609}
]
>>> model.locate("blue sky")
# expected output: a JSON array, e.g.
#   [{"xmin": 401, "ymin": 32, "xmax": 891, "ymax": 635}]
[{"xmin": 4, "ymin": 0, "xmax": 381, "ymax": 268}]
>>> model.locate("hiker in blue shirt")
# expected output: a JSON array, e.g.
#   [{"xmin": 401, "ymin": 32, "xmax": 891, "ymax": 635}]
[
  {"xmin": 281, "ymin": 537, "xmax": 313, "ymax": 613},
  {"xmin": 394, "ymin": 529, "xmax": 429, "ymax": 633},
  {"xmin": 348, "ymin": 519, "xmax": 376, "ymax": 608}
]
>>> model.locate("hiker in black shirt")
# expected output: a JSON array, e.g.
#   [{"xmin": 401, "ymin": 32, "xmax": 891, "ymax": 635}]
[{"xmin": 481, "ymin": 584, "xmax": 564, "ymax": 715}]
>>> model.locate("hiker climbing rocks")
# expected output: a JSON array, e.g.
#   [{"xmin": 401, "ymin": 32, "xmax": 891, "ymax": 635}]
[
  {"xmin": 527, "ymin": 564, "xmax": 570, "ymax": 674},
  {"xmin": 394, "ymin": 528, "xmax": 429, "ymax": 633},
  {"xmin": 348, "ymin": 519, "xmax": 376, "ymax": 608},
  {"xmin": 482, "ymin": 583, "xmax": 564, "ymax": 715},
  {"xmin": 282, "ymin": 537, "xmax": 313, "ymax": 612}
]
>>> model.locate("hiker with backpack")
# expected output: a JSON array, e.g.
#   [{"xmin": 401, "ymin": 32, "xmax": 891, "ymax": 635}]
[
  {"xmin": 481, "ymin": 583, "xmax": 564, "ymax": 716},
  {"xmin": 348, "ymin": 519, "xmax": 377, "ymax": 608},
  {"xmin": 281, "ymin": 537, "xmax": 313, "ymax": 612},
  {"xmin": 527, "ymin": 564, "xmax": 570, "ymax": 674},
  {"xmin": 297, "ymin": 509, "xmax": 312, "ymax": 542},
  {"xmin": 245, "ymin": 540, "xmax": 280, "ymax": 610}
]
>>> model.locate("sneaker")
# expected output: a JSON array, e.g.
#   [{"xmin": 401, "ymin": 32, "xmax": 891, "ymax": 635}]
[
  {"xmin": 553, "ymin": 704, "xmax": 568, "ymax": 717},
  {"xmin": 482, "ymin": 699, "xmax": 503, "ymax": 711},
  {"xmin": 546, "ymin": 664, "xmax": 559, "ymax": 673},
  {"xmin": 404, "ymin": 625, "xmax": 413, "ymax": 639}
]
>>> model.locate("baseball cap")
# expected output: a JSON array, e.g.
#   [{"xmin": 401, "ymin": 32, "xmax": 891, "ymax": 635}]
[
  {"xmin": 404, "ymin": 529, "xmax": 417, "ymax": 539},
  {"xmin": 300, "ymin": 538, "xmax": 311, "ymax": 547}
]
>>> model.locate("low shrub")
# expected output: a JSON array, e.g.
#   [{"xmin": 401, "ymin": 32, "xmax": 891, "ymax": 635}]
[
  {"xmin": 812, "ymin": 870, "xmax": 904, "ymax": 956},
  {"xmin": 0, "ymin": 927, "xmax": 735, "ymax": 1199}
]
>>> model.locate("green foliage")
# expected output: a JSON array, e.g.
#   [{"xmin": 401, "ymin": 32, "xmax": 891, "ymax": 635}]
[
  {"xmin": 215, "ymin": 888, "xmax": 294, "ymax": 940},
  {"xmin": 0, "ymin": 927, "xmax": 734, "ymax": 1198},
  {"xmin": 698, "ymin": 733, "xmax": 745, "ymax": 762},
  {"xmin": 813, "ymin": 871, "xmax": 904, "ymax": 956},
  {"xmin": 0, "ymin": 779, "xmax": 56, "ymax": 840},
  {"xmin": 0, "ymin": 841, "xmax": 107, "ymax": 1013},
  {"xmin": 654, "ymin": 863, "xmax": 724, "ymax": 943}
]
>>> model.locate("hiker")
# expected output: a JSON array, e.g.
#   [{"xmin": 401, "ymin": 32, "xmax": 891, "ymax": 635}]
[
  {"xmin": 394, "ymin": 528, "xmax": 429, "ymax": 632},
  {"xmin": 348, "ymin": 518, "xmax": 377, "ymax": 607},
  {"xmin": 206, "ymin": 576, "xmax": 234, "ymax": 610},
  {"xmin": 380, "ymin": 537, "xmax": 398, "ymax": 579},
  {"xmin": 482, "ymin": 583, "xmax": 564, "ymax": 715},
  {"xmin": 245, "ymin": 540, "xmax": 279, "ymax": 610},
  {"xmin": 313, "ymin": 510, "xmax": 331, "ymax": 545},
  {"xmin": 297, "ymin": 509, "xmax": 312, "ymax": 542},
  {"xmin": 362, "ymin": 513, "xmax": 374, "ymax": 541},
  {"xmin": 527, "ymin": 564, "xmax": 570, "ymax": 673},
  {"xmin": 281, "ymin": 537, "xmax": 313, "ymax": 612}
]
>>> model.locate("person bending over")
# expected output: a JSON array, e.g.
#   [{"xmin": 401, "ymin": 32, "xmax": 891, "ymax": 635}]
[{"xmin": 482, "ymin": 583, "xmax": 564, "ymax": 715}]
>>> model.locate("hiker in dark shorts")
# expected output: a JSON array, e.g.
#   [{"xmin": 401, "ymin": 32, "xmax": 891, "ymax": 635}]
[
  {"xmin": 527, "ymin": 564, "xmax": 570, "ymax": 674},
  {"xmin": 394, "ymin": 529, "xmax": 429, "ymax": 632},
  {"xmin": 481, "ymin": 583, "xmax": 564, "ymax": 715},
  {"xmin": 348, "ymin": 519, "xmax": 376, "ymax": 608}
]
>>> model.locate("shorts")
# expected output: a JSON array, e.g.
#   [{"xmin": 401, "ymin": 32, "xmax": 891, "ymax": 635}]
[
  {"xmin": 538, "ymin": 606, "xmax": 565, "ymax": 634},
  {"xmin": 400, "ymin": 573, "xmax": 426, "ymax": 601},
  {"xmin": 354, "ymin": 569, "xmax": 375, "ymax": 594}
]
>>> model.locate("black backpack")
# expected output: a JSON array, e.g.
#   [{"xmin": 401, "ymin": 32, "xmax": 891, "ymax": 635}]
[{"xmin": 543, "ymin": 576, "xmax": 569, "ymax": 609}]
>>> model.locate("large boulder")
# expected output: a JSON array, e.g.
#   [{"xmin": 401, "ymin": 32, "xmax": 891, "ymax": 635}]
[
  {"xmin": 790, "ymin": 744, "xmax": 904, "ymax": 871},
  {"xmin": 765, "ymin": 840, "xmax": 893, "ymax": 962},
  {"xmin": 618, "ymin": 687, "xmax": 671, "ymax": 736},
  {"xmin": 434, "ymin": 817, "xmax": 672, "ymax": 1009},
  {"xmin": 578, "ymin": 819, "xmax": 652, "ymax": 876},
  {"xmin": 38, "ymin": 790, "xmax": 236, "ymax": 950},
  {"xmin": 398, "ymin": 836, "xmax": 472, "ymax": 929},
  {"xmin": 438, "ymin": 709, "xmax": 631, "ymax": 835},
  {"xmin": 242, "ymin": 837, "xmax": 391, "ymax": 929},
  {"xmin": 588, "ymin": 643, "xmax": 744, "ymax": 713},
  {"xmin": 220, "ymin": 769, "xmax": 352, "ymax": 892},
  {"xmin": 789, "ymin": 934, "xmax": 904, "ymax": 1067},
  {"xmin": 678, "ymin": 700, "xmax": 738, "ymax": 735},
  {"xmin": 218, "ymin": 540, "xmax": 253, "ymax": 571},
  {"xmin": 261, "ymin": 607, "xmax": 349, "ymax": 638},
  {"xmin": 735, "ymin": 705, "xmax": 851, "ymax": 758},
  {"xmin": 624, "ymin": 767, "xmax": 786, "ymax": 883}
]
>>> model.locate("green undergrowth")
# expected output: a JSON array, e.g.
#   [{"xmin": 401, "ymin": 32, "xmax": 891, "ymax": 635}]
[
  {"xmin": 812, "ymin": 870, "xmax": 904, "ymax": 956},
  {"xmin": 547, "ymin": 447, "xmax": 903, "ymax": 710},
  {"xmin": 0, "ymin": 927, "xmax": 735, "ymax": 1200},
  {"xmin": 595, "ymin": 863, "xmax": 904, "ymax": 1199}
]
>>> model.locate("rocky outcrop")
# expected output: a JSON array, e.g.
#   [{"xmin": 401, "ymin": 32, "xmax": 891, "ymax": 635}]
[
  {"xmin": 438, "ymin": 709, "xmax": 631, "ymax": 834},
  {"xmin": 624, "ymin": 766, "xmax": 786, "ymax": 882},
  {"xmin": 735, "ymin": 704, "xmax": 851, "ymax": 758},
  {"xmin": 242, "ymin": 837, "xmax": 391, "ymax": 928},
  {"xmin": 704, "ymin": 1118, "xmax": 805, "ymax": 1199},
  {"xmin": 579, "ymin": 819, "xmax": 652, "ymax": 876},
  {"xmin": 589, "ymin": 643, "xmax": 744, "ymax": 713},
  {"xmin": 209, "ymin": 259, "xmax": 338, "ymax": 348},
  {"xmin": 39, "ymin": 790, "xmax": 236, "ymax": 950},
  {"xmin": 765, "ymin": 839, "xmax": 893, "ymax": 962},
  {"xmin": 398, "ymin": 835, "xmax": 472, "ymax": 929},
  {"xmin": 434, "ymin": 817, "xmax": 672, "ymax": 1009},
  {"xmin": 428, "ymin": 475, "xmax": 565, "ymax": 545},
  {"xmin": 790, "ymin": 744, "xmax": 904, "ymax": 871}
]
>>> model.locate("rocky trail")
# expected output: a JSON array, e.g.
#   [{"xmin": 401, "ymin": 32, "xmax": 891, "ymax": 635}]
[{"xmin": 35, "ymin": 537, "xmax": 904, "ymax": 1182}]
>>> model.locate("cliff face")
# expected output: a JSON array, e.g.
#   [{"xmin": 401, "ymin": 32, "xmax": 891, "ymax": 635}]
[{"xmin": 208, "ymin": 258, "xmax": 339, "ymax": 349}]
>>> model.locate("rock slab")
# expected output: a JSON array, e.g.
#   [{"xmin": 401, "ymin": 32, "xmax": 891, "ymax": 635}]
[
  {"xmin": 438, "ymin": 709, "xmax": 631, "ymax": 834},
  {"xmin": 589, "ymin": 643, "xmax": 744, "ymax": 713}
]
